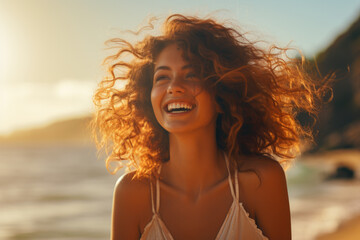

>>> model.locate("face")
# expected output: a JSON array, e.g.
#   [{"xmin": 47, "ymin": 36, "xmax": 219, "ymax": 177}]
[{"xmin": 151, "ymin": 44, "xmax": 218, "ymax": 134}]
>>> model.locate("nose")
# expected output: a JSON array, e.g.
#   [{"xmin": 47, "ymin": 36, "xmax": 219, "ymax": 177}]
[{"xmin": 167, "ymin": 77, "xmax": 185, "ymax": 95}]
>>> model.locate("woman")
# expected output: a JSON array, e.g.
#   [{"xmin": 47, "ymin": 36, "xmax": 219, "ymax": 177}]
[{"xmin": 93, "ymin": 14, "xmax": 329, "ymax": 239}]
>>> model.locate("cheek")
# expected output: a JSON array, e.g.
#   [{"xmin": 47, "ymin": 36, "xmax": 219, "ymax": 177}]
[
  {"xmin": 150, "ymin": 88, "xmax": 156, "ymax": 110},
  {"xmin": 187, "ymin": 81, "xmax": 203, "ymax": 96},
  {"xmin": 199, "ymin": 92, "xmax": 218, "ymax": 116},
  {"xmin": 150, "ymin": 87, "xmax": 162, "ymax": 116}
]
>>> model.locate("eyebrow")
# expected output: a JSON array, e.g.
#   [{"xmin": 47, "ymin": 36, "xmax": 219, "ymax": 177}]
[{"xmin": 154, "ymin": 64, "xmax": 193, "ymax": 73}]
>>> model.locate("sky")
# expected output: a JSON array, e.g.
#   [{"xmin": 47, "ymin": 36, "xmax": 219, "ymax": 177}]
[{"xmin": 0, "ymin": 0, "xmax": 359, "ymax": 135}]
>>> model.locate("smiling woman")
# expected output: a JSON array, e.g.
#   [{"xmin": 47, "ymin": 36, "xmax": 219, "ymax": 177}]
[
  {"xmin": 151, "ymin": 44, "xmax": 219, "ymax": 134},
  {"xmin": 92, "ymin": 14, "xmax": 331, "ymax": 240}
]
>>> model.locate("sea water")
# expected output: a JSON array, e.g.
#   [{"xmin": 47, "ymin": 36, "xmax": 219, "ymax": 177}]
[
  {"xmin": 0, "ymin": 144, "xmax": 120, "ymax": 240},
  {"xmin": 0, "ymin": 144, "xmax": 359, "ymax": 240},
  {"xmin": 287, "ymin": 160, "xmax": 360, "ymax": 240}
]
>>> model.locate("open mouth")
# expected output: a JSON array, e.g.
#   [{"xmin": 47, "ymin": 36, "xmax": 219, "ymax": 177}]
[{"xmin": 165, "ymin": 102, "xmax": 195, "ymax": 113}]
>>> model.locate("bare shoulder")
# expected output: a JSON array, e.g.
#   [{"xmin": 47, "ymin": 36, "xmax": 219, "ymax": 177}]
[
  {"xmin": 114, "ymin": 171, "xmax": 150, "ymax": 197},
  {"xmin": 111, "ymin": 171, "xmax": 152, "ymax": 239},
  {"xmin": 239, "ymin": 155, "xmax": 286, "ymax": 190},
  {"xmin": 113, "ymin": 170, "xmax": 151, "ymax": 217},
  {"xmin": 239, "ymin": 155, "xmax": 291, "ymax": 239}
]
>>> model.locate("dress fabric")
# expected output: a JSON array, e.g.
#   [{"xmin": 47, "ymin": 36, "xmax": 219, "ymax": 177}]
[{"xmin": 140, "ymin": 155, "xmax": 269, "ymax": 240}]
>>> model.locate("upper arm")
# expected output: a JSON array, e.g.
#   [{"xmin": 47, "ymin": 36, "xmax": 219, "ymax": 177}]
[
  {"xmin": 111, "ymin": 172, "xmax": 145, "ymax": 240},
  {"xmin": 252, "ymin": 159, "xmax": 291, "ymax": 240}
]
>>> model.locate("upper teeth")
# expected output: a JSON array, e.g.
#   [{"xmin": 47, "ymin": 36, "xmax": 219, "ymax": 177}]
[{"xmin": 167, "ymin": 102, "xmax": 193, "ymax": 112}]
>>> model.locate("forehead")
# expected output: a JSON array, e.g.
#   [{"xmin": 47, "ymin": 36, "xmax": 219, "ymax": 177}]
[{"xmin": 154, "ymin": 44, "xmax": 188, "ymax": 68}]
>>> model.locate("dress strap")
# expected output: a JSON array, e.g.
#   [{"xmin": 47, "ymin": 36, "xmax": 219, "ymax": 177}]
[
  {"xmin": 149, "ymin": 165, "xmax": 162, "ymax": 214},
  {"xmin": 224, "ymin": 153, "xmax": 237, "ymax": 200},
  {"xmin": 149, "ymin": 179, "xmax": 156, "ymax": 214},
  {"xmin": 156, "ymin": 165, "xmax": 161, "ymax": 213},
  {"xmin": 234, "ymin": 166, "xmax": 239, "ymax": 200}
]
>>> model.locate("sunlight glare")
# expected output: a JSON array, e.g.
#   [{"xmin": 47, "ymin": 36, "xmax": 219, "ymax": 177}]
[{"xmin": 0, "ymin": 22, "xmax": 15, "ymax": 82}]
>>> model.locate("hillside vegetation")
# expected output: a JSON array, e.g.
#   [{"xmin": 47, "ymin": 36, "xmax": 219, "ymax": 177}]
[
  {"xmin": 0, "ymin": 116, "xmax": 92, "ymax": 144},
  {"xmin": 313, "ymin": 14, "xmax": 360, "ymax": 150}
]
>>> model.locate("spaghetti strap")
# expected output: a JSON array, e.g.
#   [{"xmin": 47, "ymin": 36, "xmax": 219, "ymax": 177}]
[
  {"xmin": 156, "ymin": 174, "xmax": 160, "ymax": 213},
  {"xmin": 234, "ymin": 167, "xmax": 239, "ymax": 200},
  {"xmin": 224, "ymin": 153, "xmax": 236, "ymax": 200},
  {"xmin": 149, "ymin": 165, "xmax": 162, "ymax": 214},
  {"xmin": 156, "ymin": 165, "xmax": 162, "ymax": 213},
  {"xmin": 141, "ymin": 154, "xmax": 269, "ymax": 240},
  {"xmin": 149, "ymin": 179, "xmax": 156, "ymax": 214}
]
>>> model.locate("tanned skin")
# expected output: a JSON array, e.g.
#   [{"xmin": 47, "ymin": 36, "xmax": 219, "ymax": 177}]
[{"xmin": 111, "ymin": 44, "xmax": 291, "ymax": 240}]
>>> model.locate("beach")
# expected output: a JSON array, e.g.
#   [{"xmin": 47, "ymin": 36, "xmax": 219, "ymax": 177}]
[
  {"xmin": 298, "ymin": 149, "xmax": 360, "ymax": 240},
  {"xmin": 316, "ymin": 214, "xmax": 360, "ymax": 240},
  {"xmin": 0, "ymin": 145, "xmax": 359, "ymax": 240}
]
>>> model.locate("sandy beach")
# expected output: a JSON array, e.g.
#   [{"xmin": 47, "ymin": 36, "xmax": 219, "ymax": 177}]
[
  {"xmin": 289, "ymin": 149, "xmax": 360, "ymax": 240},
  {"xmin": 316, "ymin": 214, "xmax": 360, "ymax": 240},
  {"xmin": 300, "ymin": 149, "xmax": 360, "ymax": 240},
  {"xmin": 1, "ymin": 146, "xmax": 359, "ymax": 240}
]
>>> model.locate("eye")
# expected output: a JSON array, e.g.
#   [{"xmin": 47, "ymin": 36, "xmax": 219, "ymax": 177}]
[
  {"xmin": 185, "ymin": 72, "xmax": 199, "ymax": 81},
  {"xmin": 186, "ymin": 73, "xmax": 196, "ymax": 78},
  {"xmin": 154, "ymin": 75, "xmax": 169, "ymax": 82}
]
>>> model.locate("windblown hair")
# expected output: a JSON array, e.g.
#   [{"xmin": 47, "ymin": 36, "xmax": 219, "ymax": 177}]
[{"xmin": 92, "ymin": 14, "xmax": 331, "ymax": 177}]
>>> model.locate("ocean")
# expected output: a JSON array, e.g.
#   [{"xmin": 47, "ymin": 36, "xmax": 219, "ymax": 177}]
[{"xmin": 0, "ymin": 144, "xmax": 359, "ymax": 240}]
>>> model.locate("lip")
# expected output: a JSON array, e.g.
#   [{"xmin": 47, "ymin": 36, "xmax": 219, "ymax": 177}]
[{"xmin": 162, "ymin": 99, "xmax": 196, "ymax": 113}]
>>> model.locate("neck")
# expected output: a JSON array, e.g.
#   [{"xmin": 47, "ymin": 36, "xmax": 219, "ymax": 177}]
[{"xmin": 161, "ymin": 127, "xmax": 227, "ymax": 198}]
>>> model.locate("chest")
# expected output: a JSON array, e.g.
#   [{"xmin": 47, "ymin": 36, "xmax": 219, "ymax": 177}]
[{"xmin": 140, "ymin": 180, "xmax": 256, "ymax": 240}]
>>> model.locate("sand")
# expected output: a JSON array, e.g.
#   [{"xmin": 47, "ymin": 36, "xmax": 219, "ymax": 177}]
[
  {"xmin": 316, "ymin": 214, "xmax": 360, "ymax": 240},
  {"xmin": 299, "ymin": 149, "xmax": 360, "ymax": 240}
]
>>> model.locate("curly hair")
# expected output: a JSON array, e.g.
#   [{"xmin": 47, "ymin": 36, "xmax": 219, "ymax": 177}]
[{"xmin": 92, "ymin": 14, "xmax": 331, "ymax": 178}]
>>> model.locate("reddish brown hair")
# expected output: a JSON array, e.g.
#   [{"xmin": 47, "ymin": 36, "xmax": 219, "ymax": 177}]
[{"xmin": 92, "ymin": 14, "xmax": 331, "ymax": 177}]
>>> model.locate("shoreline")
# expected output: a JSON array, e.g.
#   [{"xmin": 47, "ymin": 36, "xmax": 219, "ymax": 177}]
[
  {"xmin": 289, "ymin": 149, "xmax": 360, "ymax": 240},
  {"xmin": 299, "ymin": 149, "xmax": 360, "ymax": 240},
  {"xmin": 315, "ymin": 214, "xmax": 360, "ymax": 240}
]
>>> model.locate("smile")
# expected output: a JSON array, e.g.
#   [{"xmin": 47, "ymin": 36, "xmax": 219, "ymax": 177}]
[{"xmin": 166, "ymin": 102, "xmax": 195, "ymax": 113}]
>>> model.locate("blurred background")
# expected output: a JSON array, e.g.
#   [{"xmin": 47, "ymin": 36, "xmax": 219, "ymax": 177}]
[{"xmin": 0, "ymin": 0, "xmax": 359, "ymax": 239}]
